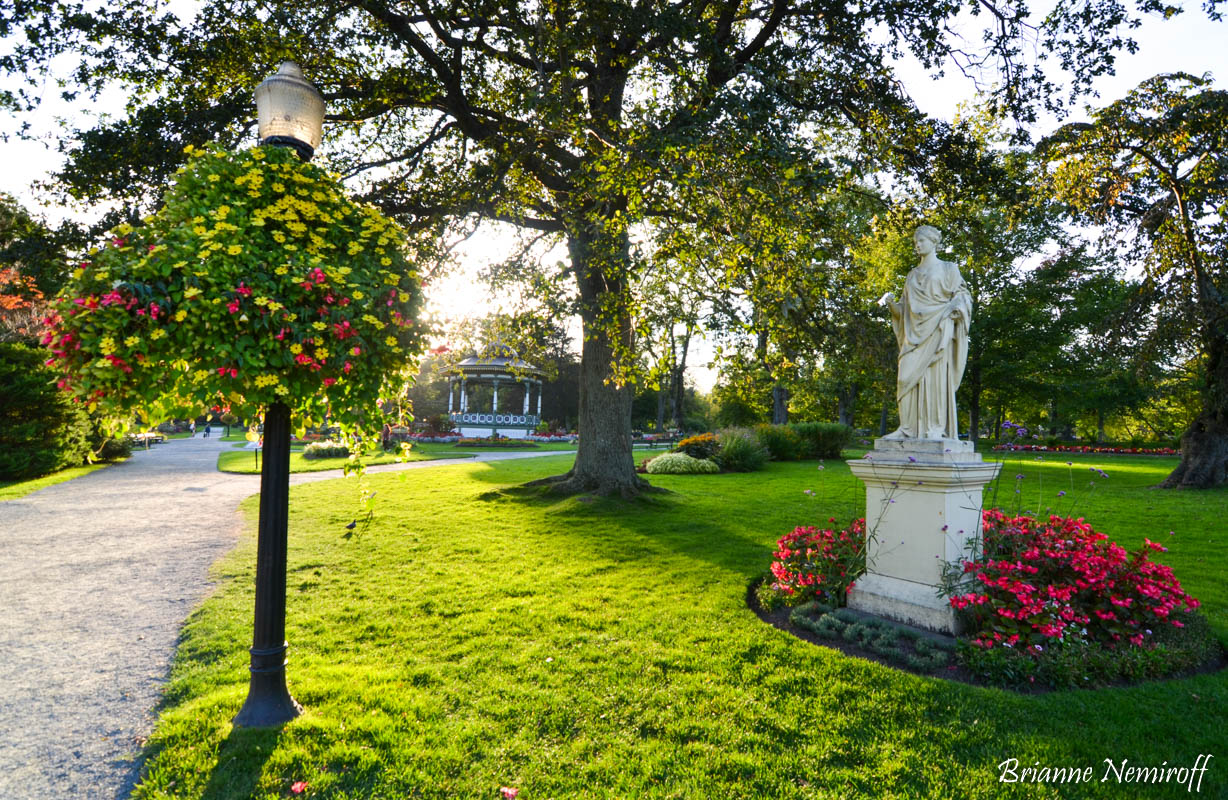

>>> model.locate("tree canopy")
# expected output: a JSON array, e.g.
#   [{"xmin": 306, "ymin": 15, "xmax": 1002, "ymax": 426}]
[
  {"xmin": 5, "ymin": 0, "xmax": 1219, "ymax": 493},
  {"xmin": 1043, "ymin": 73, "xmax": 1228, "ymax": 487}
]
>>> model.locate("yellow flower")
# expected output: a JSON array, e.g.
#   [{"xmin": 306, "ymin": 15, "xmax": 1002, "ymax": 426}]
[
  {"xmin": 312, "ymin": 321, "xmax": 327, "ymax": 331},
  {"xmin": 284, "ymin": 244, "xmax": 298, "ymax": 251},
  {"xmin": 193, "ymin": 226, "xmax": 208, "ymax": 236},
  {"xmin": 286, "ymin": 313, "xmax": 297, "ymax": 322},
  {"xmin": 175, "ymin": 310, "xmax": 188, "ymax": 321},
  {"xmin": 250, "ymin": 215, "xmax": 265, "ymax": 225},
  {"xmin": 289, "ymin": 343, "xmax": 302, "ymax": 354},
  {"xmin": 275, "ymin": 266, "xmax": 288, "ymax": 275},
  {"xmin": 380, "ymin": 257, "xmax": 392, "ymax": 266},
  {"xmin": 124, "ymin": 336, "xmax": 140, "ymax": 348},
  {"xmin": 275, "ymin": 385, "xmax": 289, "ymax": 396},
  {"xmin": 99, "ymin": 337, "xmax": 117, "ymax": 354},
  {"xmin": 351, "ymin": 290, "xmax": 364, "ymax": 300},
  {"xmin": 385, "ymin": 335, "xmax": 397, "ymax": 347},
  {"xmin": 183, "ymin": 287, "xmax": 202, "ymax": 298},
  {"xmin": 227, "ymin": 245, "xmax": 243, "ymax": 256},
  {"xmin": 272, "ymin": 182, "xmax": 285, "ymax": 192},
  {"xmin": 207, "ymin": 174, "xmax": 220, "ymax": 182},
  {"xmin": 272, "ymin": 232, "xmax": 286, "ymax": 243},
  {"xmin": 150, "ymin": 329, "xmax": 166, "ymax": 340},
  {"xmin": 315, "ymin": 347, "xmax": 329, "ymax": 360}
]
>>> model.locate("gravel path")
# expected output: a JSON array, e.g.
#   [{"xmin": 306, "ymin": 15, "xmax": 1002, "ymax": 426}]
[{"xmin": 0, "ymin": 437, "xmax": 573, "ymax": 800}]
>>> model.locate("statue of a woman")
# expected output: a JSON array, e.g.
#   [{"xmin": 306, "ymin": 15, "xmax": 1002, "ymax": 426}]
[{"xmin": 879, "ymin": 225, "xmax": 972, "ymax": 440}]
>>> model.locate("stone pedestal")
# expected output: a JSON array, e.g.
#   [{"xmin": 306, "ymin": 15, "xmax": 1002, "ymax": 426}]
[{"xmin": 846, "ymin": 438, "xmax": 1000, "ymax": 634}]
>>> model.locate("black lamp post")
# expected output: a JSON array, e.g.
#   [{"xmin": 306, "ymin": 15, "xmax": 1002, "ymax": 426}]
[{"xmin": 231, "ymin": 61, "xmax": 324, "ymax": 728}]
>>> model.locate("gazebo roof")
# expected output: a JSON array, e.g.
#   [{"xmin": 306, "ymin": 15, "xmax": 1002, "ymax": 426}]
[{"xmin": 451, "ymin": 341, "xmax": 543, "ymax": 377}]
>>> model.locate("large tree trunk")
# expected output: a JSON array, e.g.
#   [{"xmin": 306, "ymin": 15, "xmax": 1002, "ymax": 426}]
[
  {"xmin": 836, "ymin": 384, "xmax": 856, "ymax": 427},
  {"xmin": 528, "ymin": 224, "xmax": 654, "ymax": 497},
  {"xmin": 771, "ymin": 384, "xmax": 789, "ymax": 425},
  {"xmin": 655, "ymin": 389, "xmax": 666, "ymax": 433},
  {"xmin": 1162, "ymin": 332, "xmax": 1228, "ymax": 488}
]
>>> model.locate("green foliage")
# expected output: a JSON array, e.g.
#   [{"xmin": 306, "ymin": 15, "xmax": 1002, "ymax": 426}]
[
  {"xmin": 672, "ymin": 433, "xmax": 719, "ymax": 461},
  {"xmin": 959, "ymin": 612, "xmax": 1221, "ymax": 689},
  {"xmin": 754, "ymin": 424, "xmax": 804, "ymax": 461},
  {"xmin": 45, "ymin": 145, "xmax": 426, "ymax": 436},
  {"xmin": 644, "ymin": 452, "xmax": 720, "ymax": 475},
  {"xmin": 789, "ymin": 602, "xmax": 955, "ymax": 672},
  {"xmin": 0, "ymin": 342, "xmax": 90, "ymax": 480},
  {"xmin": 1043, "ymin": 73, "xmax": 1228, "ymax": 488},
  {"xmin": 790, "ymin": 422, "xmax": 854, "ymax": 459},
  {"xmin": 301, "ymin": 440, "xmax": 350, "ymax": 460},
  {"xmin": 715, "ymin": 427, "xmax": 769, "ymax": 472}
]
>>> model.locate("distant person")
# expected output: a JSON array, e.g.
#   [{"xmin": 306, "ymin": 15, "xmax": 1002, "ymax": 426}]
[
  {"xmin": 382, "ymin": 423, "xmax": 392, "ymax": 452},
  {"xmin": 190, "ymin": 420, "xmax": 196, "ymax": 437},
  {"xmin": 204, "ymin": 422, "xmax": 211, "ymax": 438}
]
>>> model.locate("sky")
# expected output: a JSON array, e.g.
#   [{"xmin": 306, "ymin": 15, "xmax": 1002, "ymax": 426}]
[{"xmin": 3, "ymin": 6, "xmax": 1227, "ymax": 393}]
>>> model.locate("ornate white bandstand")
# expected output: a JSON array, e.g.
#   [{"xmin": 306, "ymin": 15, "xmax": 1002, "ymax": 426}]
[{"xmin": 446, "ymin": 344, "xmax": 545, "ymax": 439}]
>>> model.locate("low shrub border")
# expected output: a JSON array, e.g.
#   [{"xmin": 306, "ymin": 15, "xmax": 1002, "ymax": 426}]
[{"xmin": 454, "ymin": 437, "xmax": 539, "ymax": 448}]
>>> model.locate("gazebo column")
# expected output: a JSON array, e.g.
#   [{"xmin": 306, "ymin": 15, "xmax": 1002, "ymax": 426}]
[
  {"xmin": 522, "ymin": 380, "xmax": 530, "ymax": 415},
  {"xmin": 492, "ymin": 381, "xmax": 499, "ymax": 414},
  {"xmin": 536, "ymin": 380, "xmax": 543, "ymax": 416},
  {"xmin": 447, "ymin": 378, "xmax": 454, "ymax": 414},
  {"xmin": 460, "ymin": 378, "xmax": 467, "ymax": 414}
]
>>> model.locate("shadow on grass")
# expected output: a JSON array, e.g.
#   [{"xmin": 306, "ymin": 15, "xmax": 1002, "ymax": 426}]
[{"xmin": 200, "ymin": 725, "xmax": 284, "ymax": 800}]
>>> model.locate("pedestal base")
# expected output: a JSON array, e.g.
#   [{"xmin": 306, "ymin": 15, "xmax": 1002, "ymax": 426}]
[
  {"xmin": 847, "ymin": 573, "xmax": 960, "ymax": 633},
  {"xmin": 847, "ymin": 439, "xmax": 1000, "ymax": 635}
]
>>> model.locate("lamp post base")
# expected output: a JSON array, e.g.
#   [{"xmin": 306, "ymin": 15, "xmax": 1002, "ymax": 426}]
[{"xmin": 232, "ymin": 642, "xmax": 302, "ymax": 727}]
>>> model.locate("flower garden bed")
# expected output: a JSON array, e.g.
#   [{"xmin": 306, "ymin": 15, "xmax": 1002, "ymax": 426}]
[
  {"xmin": 752, "ymin": 509, "xmax": 1225, "ymax": 691},
  {"xmin": 454, "ymin": 437, "xmax": 539, "ymax": 448}
]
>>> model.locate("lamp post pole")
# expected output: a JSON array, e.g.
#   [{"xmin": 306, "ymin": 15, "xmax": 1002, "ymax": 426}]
[{"xmin": 233, "ymin": 61, "xmax": 324, "ymax": 728}]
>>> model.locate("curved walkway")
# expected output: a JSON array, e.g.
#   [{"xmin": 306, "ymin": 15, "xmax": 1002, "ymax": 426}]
[{"xmin": 0, "ymin": 437, "xmax": 573, "ymax": 800}]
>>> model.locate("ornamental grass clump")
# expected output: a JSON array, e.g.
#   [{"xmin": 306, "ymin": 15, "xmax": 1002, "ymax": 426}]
[
  {"xmin": 715, "ymin": 427, "xmax": 768, "ymax": 472},
  {"xmin": 767, "ymin": 518, "xmax": 866, "ymax": 606},
  {"xmin": 43, "ymin": 144, "xmax": 427, "ymax": 438},
  {"xmin": 644, "ymin": 452, "xmax": 719, "ymax": 474},
  {"xmin": 302, "ymin": 440, "xmax": 350, "ymax": 459},
  {"xmin": 950, "ymin": 508, "xmax": 1201, "ymax": 650}
]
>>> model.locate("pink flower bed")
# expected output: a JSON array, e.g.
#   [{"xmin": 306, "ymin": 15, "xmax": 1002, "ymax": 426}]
[
  {"xmin": 769, "ymin": 519, "xmax": 866, "ymax": 605},
  {"xmin": 950, "ymin": 509, "xmax": 1199, "ymax": 649}
]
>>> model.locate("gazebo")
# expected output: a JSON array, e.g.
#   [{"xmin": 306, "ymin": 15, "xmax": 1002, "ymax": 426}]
[{"xmin": 446, "ymin": 343, "xmax": 545, "ymax": 439}]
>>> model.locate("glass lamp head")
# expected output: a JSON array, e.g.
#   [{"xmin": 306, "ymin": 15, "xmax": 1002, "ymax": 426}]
[{"xmin": 255, "ymin": 61, "xmax": 324, "ymax": 161}]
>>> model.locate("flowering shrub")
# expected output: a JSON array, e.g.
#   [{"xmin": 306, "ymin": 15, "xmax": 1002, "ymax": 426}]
[
  {"xmin": 768, "ymin": 519, "xmax": 866, "ymax": 606},
  {"xmin": 673, "ymin": 432, "xmax": 719, "ymax": 460},
  {"xmin": 644, "ymin": 452, "xmax": 719, "ymax": 474},
  {"xmin": 44, "ymin": 144, "xmax": 426, "ymax": 436},
  {"xmin": 949, "ymin": 509, "xmax": 1200, "ymax": 649}
]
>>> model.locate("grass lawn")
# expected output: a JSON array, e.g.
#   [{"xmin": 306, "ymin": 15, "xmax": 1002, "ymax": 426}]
[
  {"xmin": 135, "ymin": 451, "xmax": 1227, "ymax": 799},
  {"xmin": 0, "ymin": 462, "xmax": 113, "ymax": 502}
]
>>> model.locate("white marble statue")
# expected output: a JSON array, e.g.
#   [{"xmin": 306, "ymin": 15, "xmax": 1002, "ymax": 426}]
[{"xmin": 878, "ymin": 225, "xmax": 972, "ymax": 440}]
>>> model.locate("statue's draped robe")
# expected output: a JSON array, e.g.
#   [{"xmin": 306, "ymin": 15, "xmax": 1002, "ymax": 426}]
[{"xmin": 889, "ymin": 260, "xmax": 972, "ymax": 439}]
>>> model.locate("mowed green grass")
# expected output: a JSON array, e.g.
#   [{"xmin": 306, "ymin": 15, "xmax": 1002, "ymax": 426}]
[
  {"xmin": 134, "ymin": 452, "xmax": 1228, "ymax": 799},
  {"xmin": 0, "ymin": 462, "xmax": 113, "ymax": 501}
]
